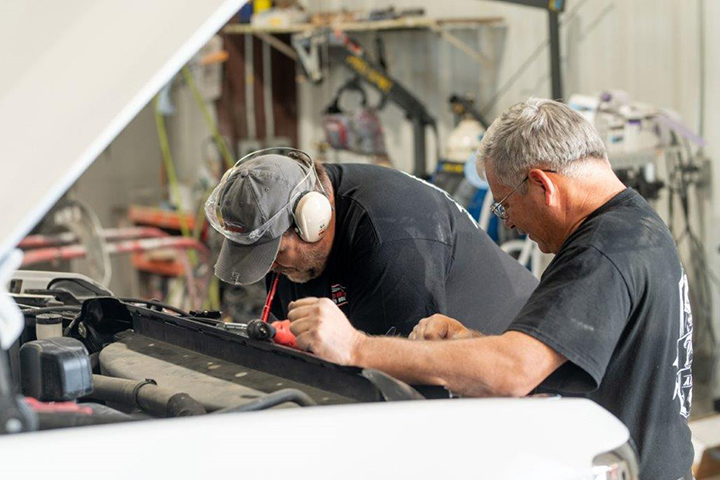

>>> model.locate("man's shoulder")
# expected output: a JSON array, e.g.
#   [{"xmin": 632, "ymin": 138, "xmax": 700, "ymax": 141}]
[
  {"xmin": 559, "ymin": 192, "xmax": 680, "ymax": 293},
  {"xmin": 330, "ymin": 163, "xmax": 477, "ymax": 245},
  {"xmin": 328, "ymin": 163, "xmax": 429, "ymax": 196},
  {"xmin": 571, "ymin": 191, "xmax": 673, "ymax": 255}
]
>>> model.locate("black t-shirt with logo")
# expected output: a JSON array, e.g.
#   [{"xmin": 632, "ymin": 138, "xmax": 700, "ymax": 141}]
[
  {"xmin": 268, "ymin": 163, "xmax": 538, "ymax": 336},
  {"xmin": 508, "ymin": 188, "xmax": 693, "ymax": 480}
]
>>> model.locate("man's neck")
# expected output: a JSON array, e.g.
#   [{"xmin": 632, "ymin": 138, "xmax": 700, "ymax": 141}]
[{"xmin": 553, "ymin": 169, "xmax": 627, "ymax": 251}]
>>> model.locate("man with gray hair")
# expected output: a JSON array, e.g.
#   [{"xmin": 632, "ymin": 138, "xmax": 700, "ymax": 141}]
[{"xmin": 286, "ymin": 99, "xmax": 694, "ymax": 479}]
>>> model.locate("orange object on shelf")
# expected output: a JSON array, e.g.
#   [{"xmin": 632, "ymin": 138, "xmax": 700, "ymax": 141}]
[
  {"xmin": 199, "ymin": 50, "xmax": 229, "ymax": 66},
  {"xmin": 128, "ymin": 205, "xmax": 196, "ymax": 231},
  {"xmin": 131, "ymin": 252, "xmax": 186, "ymax": 277}
]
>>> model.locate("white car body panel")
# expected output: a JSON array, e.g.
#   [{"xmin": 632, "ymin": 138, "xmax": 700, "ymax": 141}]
[
  {"xmin": 0, "ymin": 398, "xmax": 628, "ymax": 479},
  {"xmin": 0, "ymin": 0, "xmax": 242, "ymax": 263}
]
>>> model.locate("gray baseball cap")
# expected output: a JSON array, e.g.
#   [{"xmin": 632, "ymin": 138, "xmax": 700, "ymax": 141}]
[{"xmin": 208, "ymin": 153, "xmax": 318, "ymax": 285}]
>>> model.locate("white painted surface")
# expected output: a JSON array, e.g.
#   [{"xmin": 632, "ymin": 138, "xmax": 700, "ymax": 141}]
[
  {"xmin": 0, "ymin": 398, "xmax": 630, "ymax": 479},
  {"xmin": 0, "ymin": 0, "xmax": 243, "ymax": 265}
]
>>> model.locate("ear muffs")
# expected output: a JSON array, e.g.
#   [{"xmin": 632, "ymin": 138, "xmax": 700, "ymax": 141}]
[{"xmin": 292, "ymin": 191, "xmax": 332, "ymax": 243}]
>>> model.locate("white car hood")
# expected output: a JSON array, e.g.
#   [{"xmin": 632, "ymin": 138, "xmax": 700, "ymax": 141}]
[
  {"xmin": 0, "ymin": 0, "xmax": 241, "ymax": 267},
  {"xmin": 0, "ymin": 398, "xmax": 628, "ymax": 479},
  {"xmin": 0, "ymin": 0, "xmax": 242, "ymax": 345}
]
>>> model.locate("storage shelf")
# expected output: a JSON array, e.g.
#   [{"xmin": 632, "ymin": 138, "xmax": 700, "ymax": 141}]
[{"xmin": 222, "ymin": 17, "xmax": 503, "ymax": 35}]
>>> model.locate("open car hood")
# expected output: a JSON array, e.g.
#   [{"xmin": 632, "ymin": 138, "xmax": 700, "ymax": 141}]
[{"xmin": 0, "ymin": 0, "xmax": 243, "ymax": 344}]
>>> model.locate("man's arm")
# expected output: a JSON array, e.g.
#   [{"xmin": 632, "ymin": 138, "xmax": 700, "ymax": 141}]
[
  {"xmin": 288, "ymin": 298, "xmax": 566, "ymax": 397},
  {"xmin": 409, "ymin": 314, "xmax": 483, "ymax": 340}
]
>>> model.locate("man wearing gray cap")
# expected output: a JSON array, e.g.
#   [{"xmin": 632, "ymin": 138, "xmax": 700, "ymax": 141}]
[{"xmin": 206, "ymin": 148, "xmax": 538, "ymax": 336}]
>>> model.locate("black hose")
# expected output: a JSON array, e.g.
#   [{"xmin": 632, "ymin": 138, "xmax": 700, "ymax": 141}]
[
  {"xmin": 215, "ymin": 389, "xmax": 316, "ymax": 414},
  {"xmin": 87, "ymin": 375, "xmax": 206, "ymax": 418},
  {"xmin": 37, "ymin": 404, "xmax": 133, "ymax": 430},
  {"xmin": 118, "ymin": 297, "xmax": 190, "ymax": 317},
  {"xmin": 167, "ymin": 393, "xmax": 207, "ymax": 417}
]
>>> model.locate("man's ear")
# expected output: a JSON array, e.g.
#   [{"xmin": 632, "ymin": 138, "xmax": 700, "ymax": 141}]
[{"xmin": 528, "ymin": 169, "xmax": 557, "ymax": 206}]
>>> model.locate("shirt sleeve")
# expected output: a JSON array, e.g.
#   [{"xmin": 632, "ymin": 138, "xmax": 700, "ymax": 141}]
[
  {"xmin": 346, "ymin": 239, "xmax": 451, "ymax": 336},
  {"xmin": 507, "ymin": 245, "xmax": 633, "ymax": 393}
]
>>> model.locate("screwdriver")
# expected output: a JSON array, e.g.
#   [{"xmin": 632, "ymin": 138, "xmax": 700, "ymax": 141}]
[{"xmin": 225, "ymin": 273, "xmax": 298, "ymax": 349}]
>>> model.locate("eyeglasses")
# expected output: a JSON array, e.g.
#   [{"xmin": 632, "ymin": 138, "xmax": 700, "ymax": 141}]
[{"xmin": 490, "ymin": 170, "xmax": 556, "ymax": 220}]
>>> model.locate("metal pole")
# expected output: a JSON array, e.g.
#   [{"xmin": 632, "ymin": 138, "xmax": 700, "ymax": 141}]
[
  {"xmin": 548, "ymin": 10, "xmax": 563, "ymax": 101},
  {"xmin": 413, "ymin": 118, "xmax": 427, "ymax": 178}
]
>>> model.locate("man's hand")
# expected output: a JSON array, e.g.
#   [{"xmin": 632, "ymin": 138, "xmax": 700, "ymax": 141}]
[
  {"xmin": 287, "ymin": 297, "xmax": 365, "ymax": 366},
  {"xmin": 409, "ymin": 314, "xmax": 480, "ymax": 341}
]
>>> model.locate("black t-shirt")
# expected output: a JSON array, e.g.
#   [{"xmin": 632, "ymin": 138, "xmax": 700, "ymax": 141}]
[
  {"xmin": 508, "ymin": 189, "xmax": 693, "ymax": 480},
  {"xmin": 269, "ymin": 163, "xmax": 538, "ymax": 336}
]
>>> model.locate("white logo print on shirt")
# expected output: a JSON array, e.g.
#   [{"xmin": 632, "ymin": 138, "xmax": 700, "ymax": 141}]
[{"xmin": 673, "ymin": 272, "xmax": 693, "ymax": 418}]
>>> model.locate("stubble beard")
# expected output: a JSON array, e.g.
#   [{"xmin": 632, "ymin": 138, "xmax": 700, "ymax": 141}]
[{"xmin": 276, "ymin": 245, "xmax": 330, "ymax": 284}]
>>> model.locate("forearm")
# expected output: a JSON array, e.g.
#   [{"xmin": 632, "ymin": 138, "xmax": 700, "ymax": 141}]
[
  {"xmin": 288, "ymin": 298, "xmax": 565, "ymax": 396},
  {"xmin": 352, "ymin": 333, "xmax": 536, "ymax": 397}
]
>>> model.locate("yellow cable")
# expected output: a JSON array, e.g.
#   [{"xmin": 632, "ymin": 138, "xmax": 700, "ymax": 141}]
[
  {"xmin": 207, "ymin": 276, "xmax": 221, "ymax": 311},
  {"xmin": 181, "ymin": 65, "xmax": 235, "ymax": 170},
  {"xmin": 153, "ymin": 95, "xmax": 198, "ymax": 266}
]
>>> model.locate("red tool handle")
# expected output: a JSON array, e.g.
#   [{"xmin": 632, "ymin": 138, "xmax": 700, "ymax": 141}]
[
  {"xmin": 271, "ymin": 320, "xmax": 297, "ymax": 348},
  {"xmin": 261, "ymin": 273, "xmax": 280, "ymax": 323}
]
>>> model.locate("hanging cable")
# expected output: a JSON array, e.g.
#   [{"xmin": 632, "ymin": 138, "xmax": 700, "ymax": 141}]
[
  {"xmin": 153, "ymin": 95, "xmax": 198, "ymax": 267},
  {"xmin": 665, "ymin": 131, "xmax": 718, "ymax": 369},
  {"xmin": 181, "ymin": 66, "xmax": 235, "ymax": 170}
]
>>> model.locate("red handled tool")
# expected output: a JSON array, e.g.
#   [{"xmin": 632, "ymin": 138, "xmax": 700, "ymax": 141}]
[
  {"xmin": 269, "ymin": 319, "xmax": 297, "ymax": 348},
  {"xmin": 260, "ymin": 273, "xmax": 280, "ymax": 323},
  {"xmin": 250, "ymin": 273, "xmax": 298, "ymax": 349}
]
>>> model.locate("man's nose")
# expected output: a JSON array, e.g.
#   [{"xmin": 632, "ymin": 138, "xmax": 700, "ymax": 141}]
[
  {"xmin": 277, "ymin": 235, "xmax": 289, "ymax": 254},
  {"xmin": 275, "ymin": 235, "xmax": 292, "ymax": 261},
  {"xmin": 503, "ymin": 216, "xmax": 515, "ymax": 230}
]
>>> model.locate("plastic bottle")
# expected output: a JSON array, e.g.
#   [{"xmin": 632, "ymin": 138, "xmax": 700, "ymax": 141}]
[
  {"xmin": 36, "ymin": 313, "xmax": 63, "ymax": 340},
  {"xmin": 624, "ymin": 118, "xmax": 642, "ymax": 153}
]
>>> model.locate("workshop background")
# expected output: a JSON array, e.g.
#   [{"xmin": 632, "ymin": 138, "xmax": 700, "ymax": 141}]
[{"xmin": 21, "ymin": 0, "xmax": 719, "ymax": 416}]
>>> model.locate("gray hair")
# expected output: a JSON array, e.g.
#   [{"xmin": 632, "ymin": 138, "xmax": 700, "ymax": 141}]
[{"xmin": 477, "ymin": 98, "xmax": 609, "ymax": 187}]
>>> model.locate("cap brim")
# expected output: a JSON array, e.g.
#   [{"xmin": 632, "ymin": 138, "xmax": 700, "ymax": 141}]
[{"xmin": 214, "ymin": 237, "xmax": 281, "ymax": 285}]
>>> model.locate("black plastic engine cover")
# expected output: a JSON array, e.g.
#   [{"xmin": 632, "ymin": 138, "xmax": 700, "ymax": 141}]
[{"xmin": 20, "ymin": 338, "xmax": 93, "ymax": 401}]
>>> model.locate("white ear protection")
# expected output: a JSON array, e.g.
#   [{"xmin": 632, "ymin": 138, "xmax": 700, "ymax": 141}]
[
  {"xmin": 210, "ymin": 146, "xmax": 333, "ymax": 244},
  {"xmin": 293, "ymin": 190, "xmax": 332, "ymax": 243}
]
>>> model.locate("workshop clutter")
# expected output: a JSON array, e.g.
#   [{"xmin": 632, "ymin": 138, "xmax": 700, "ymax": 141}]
[
  {"xmin": 322, "ymin": 108, "xmax": 387, "ymax": 157},
  {"xmin": 321, "ymin": 81, "xmax": 387, "ymax": 157}
]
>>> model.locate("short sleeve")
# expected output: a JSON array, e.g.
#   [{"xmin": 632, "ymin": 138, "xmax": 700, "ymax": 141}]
[
  {"xmin": 507, "ymin": 245, "xmax": 632, "ymax": 393},
  {"xmin": 346, "ymin": 239, "xmax": 450, "ymax": 336}
]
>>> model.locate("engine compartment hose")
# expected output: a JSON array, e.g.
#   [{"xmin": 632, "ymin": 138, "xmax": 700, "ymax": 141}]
[
  {"xmin": 215, "ymin": 388, "xmax": 316, "ymax": 414},
  {"xmin": 88, "ymin": 375, "xmax": 206, "ymax": 417},
  {"xmin": 36, "ymin": 404, "xmax": 133, "ymax": 430}
]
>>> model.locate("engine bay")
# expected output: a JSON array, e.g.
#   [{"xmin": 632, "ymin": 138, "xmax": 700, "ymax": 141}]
[{"xmin": 3, "ymin": 271, "xmax": 437, "ymax": 433}]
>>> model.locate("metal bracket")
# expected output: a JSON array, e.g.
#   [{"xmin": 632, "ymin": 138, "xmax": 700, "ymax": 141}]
[{"xmin": 291, "ymin": 32, "xmax": 324, "ymax": 83}]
